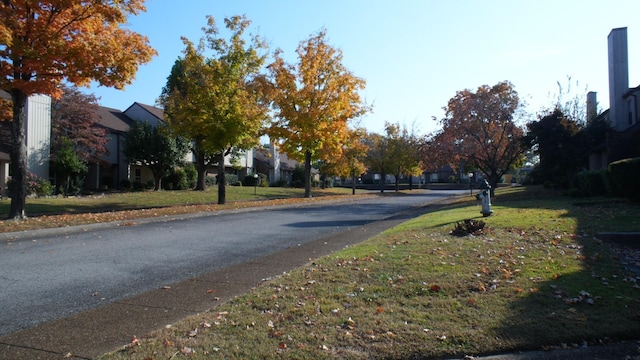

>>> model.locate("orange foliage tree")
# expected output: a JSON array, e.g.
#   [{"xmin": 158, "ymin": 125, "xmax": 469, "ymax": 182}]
[
  {"xmin": 265, "ymin": 30, "xmax": 370, "ymax": 198},
  {"xmin": 0, "ymin": 1, "xmax": 156, "ymax": 219},
  {"xmin": 425, "ymin": 81, "xmax": 526, "ymax": 195}
]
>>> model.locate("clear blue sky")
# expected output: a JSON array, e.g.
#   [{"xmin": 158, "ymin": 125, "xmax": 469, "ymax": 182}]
[{"xmin": 86, "ymin": 0, "xmax": 640, "ymax": 135}]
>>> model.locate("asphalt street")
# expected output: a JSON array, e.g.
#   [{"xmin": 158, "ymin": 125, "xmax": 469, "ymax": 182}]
[{"xmin": 0, "ymin": 190, "xmax": 465, "ymax": 338}]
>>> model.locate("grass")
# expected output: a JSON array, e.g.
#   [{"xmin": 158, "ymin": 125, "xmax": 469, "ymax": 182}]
[
  {"xmin": 99, "ymin": 186, "xmax": 640, "ymax": 359},
  {"xmin": 0, "ymin": 186, "xmax": 364, "ymax": 234}
]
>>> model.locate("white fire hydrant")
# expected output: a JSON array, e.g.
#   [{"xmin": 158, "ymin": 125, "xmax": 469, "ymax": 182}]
[{"xmin": 476, "ymin": 180, "xmax": 493, "ymax": 217}]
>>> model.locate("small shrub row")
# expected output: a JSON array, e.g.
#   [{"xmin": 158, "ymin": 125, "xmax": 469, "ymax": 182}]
[{"xmin": 565, "ymin": 157, "xmax": 640, "ymax": 203}]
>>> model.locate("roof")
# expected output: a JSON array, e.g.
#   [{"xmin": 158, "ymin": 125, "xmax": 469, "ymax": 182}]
[
  {"xmin": 95, "ymin": 106, "xmax": 133, "ymax": 133},
  {"xmin": 124, "ymin": 102, "xmax": 165, "ymax": 122}
]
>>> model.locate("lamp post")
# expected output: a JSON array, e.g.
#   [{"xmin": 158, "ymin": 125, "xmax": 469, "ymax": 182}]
[
  {"xmin": 468, "ymin": 172, "xmax": 473, "ymax": 196},
  {"xmin": 253, "ymin": 173, "xmax": 259, "ymax": 195}
]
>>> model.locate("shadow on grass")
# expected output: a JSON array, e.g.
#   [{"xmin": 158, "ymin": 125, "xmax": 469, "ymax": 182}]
[{"xmin": 487, "ymin": 186, "xmax": 640, "ymax": 352}]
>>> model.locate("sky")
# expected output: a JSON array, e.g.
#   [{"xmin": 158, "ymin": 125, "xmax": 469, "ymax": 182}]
[{"xmin": 86, "ymin": 0, "xmax": 640, "ymax": 136}]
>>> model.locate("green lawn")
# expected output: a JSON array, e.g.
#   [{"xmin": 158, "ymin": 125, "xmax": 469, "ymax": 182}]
[{"xmin": 100, "ymin": 186, "xmax": 640, "ymax": 359}]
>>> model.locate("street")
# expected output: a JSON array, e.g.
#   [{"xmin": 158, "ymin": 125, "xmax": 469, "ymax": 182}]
[{"xmin": 0, "ymin": 190, "xmax": 464, "ymax": 337}]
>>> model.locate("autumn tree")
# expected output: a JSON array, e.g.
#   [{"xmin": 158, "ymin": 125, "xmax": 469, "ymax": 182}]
[
  {"xmin": 384, "ymin": 122, "xmax": 424, "ymax": 191},
  {"xmin": 160, "ymin": 15, "xmax": 268, "ymax": 204},
  {"xmin": 429, "ymin": 81, "xmax": 526, "ymax": 195},
  {"xmin": 0, "ymin": 1, "xmax": 156, "ymax": 219},
  {"xmin": 51, "ymin": 85, "xmax": 108, "ymax": 163},
  {"xmin": 317, "ymin": 127, "xmax": 368, "ymax": 195},
  {"xmin": 123, "ymin": 121, "xmax": 190, "ymax": 191},
  {"xmin": 363, "ymin": 130, "xmax": 396, "ymax": 193},
  {"xmin": 265, "ymin": 30, "xmax": 370, "ymax": 198}
]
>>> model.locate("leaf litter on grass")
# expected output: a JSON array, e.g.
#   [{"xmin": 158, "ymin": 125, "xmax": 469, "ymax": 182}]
[{"xmin": 101, "ymin": 188, "xmax": 640, "ymax": 359}]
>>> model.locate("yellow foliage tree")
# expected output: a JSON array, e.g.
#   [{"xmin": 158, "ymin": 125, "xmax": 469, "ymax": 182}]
[
  {"xmin": 318, "ymin": 127, "xmax": 368, "ymax": 194},
  {"xmin": 266, "ymin": 30, "xmax": 370, "ymax": 198},
  {"xmin": 159, "ymin": 15, "xmax": 269, "ymax": 204},
  {"xmin": 0, "ymin": 1, "xmax": 156, "ymax": 219}
]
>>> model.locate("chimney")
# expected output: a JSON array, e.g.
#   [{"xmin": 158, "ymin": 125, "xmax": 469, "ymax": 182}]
[
  {"xmin": 608, "ymin": 27, "xmax": 629, "ymax": 131},
  {"xmin": 587, "ymin": 91, "xmax": 597, "ymax": 122}
]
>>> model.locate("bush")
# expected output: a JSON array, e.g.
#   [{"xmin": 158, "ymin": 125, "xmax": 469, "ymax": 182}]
[
  {"xmin": 205, "ymin": 175, "xmax": 217, "ymax": 187},
  {"xmin": 120, "ymin": 179, "xmax": 132, "ymax": 190},
  {"xmin": 7, "ymin": 173, "xmax": 54, "ymax": 197},
  {"xmin": 574, "ymin": 169, "xmax": 610, "ymax": 197},
  {"xmin": 225, "ymin": 173, "xmax": 238, "ymax": 185},
  {"xmin": 273, "ymin": 179, "xmax": 288, "ymax": 187},
  {"xmin": 323, "ymin": 177, "xmax": 334, "ymax": 188},
  {"xmin": 609, "ymin": 157, "xmax": 640, "ymax": 202},
  {"xmin": 164, "ymin": 167, "xmax": 188, "ymax": 190},
  {"xmin": 183, "ymin": 163, "xmax": 197, "ymax": 189}
]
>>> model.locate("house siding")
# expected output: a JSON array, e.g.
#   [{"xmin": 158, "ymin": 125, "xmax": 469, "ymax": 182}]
[{"xmin": 25, "ymin": 94, "xmax": 51, "ymax": 180}]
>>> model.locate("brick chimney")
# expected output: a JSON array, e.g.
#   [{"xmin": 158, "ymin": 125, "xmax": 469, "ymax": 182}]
[{"xmin": 608, "ymin": 27, "xmax": 629, "ymax": 131}]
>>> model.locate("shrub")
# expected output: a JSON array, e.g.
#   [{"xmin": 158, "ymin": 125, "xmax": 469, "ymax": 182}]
[
  {"xmin": 323, "ymin": 177, "xmax": 334, "ymax": 188},
  {"xmin": 183, "ymin": 163, "xmax": 197, "ymax": 189},
  {"xmin": 575, "ymin": 169, "xmax": 610, "ymax": 197},
  {"xmin": 120, "ymin": 179, "xmax": 132, "ymax": 190},
  {"xmin": 164, "ymin": 167, "xmax": 188, "ymax": 190},
  {"xmin": 566, "ymin": 187, "xmax": 582, "ymax": 198},
  {"xmin": 609, "ymin": 157, "xmax": 640, "ymax": 202},
  {"xmin": 7, "ymin": 173, "xmax": 54, "ymax": 197},
  {"xmin": 273, "ymin": 179, "xmax": 288, "ymax": 187},
  {"xmin": 205, "ymin": 175, "xmax": 217, "ymax": 187},
  {"xmin": 225, "ymin": 174, "xmax": 238, "ymax": 185}
]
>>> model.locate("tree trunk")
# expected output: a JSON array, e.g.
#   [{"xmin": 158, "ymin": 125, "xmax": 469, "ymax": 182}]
[
  {"xmin": 9, "ymin": 90, "xmax": 28, "ymax": 220},
  {"xmin": 351, "ymin": 174, "xmax": 356, "ymax": 195},
  {"xmin": 488, "ymin": 172, "xmax": 500, "ymax": 198},
  {"xmin": 194, "ymin": 151, "xmax": 207, "ymax": 191},
  {"xmin": 217, "ymin": 153, "xmax": 226, "ymax": 205},
  {"xmin": 409, "ymin": 175, "xmax": 413, "ymax": 190},
  {"xmin": 304, "ymin": 150, "xmax": 312, "ymax": 198},
  {"xmin": 379, "ymin": 171, "xmax": 385, "ymax": 193},
  {"xmin": 152, "ymin": 171, "xmax": 162, "ymax": 191},
  {"xmin": 395, "ymin": 168, "xmax": 400, "ymax": 192}
]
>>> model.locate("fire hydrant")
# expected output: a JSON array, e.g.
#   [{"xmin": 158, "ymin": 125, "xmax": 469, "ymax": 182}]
[{"xmin": 476, "ymin": 180, "xmax": 493, "ymax": 217}]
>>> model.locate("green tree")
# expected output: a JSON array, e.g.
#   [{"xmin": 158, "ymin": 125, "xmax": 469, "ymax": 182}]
[
  {"xmin": 385, "ymin": 122, "xmax": 424, "ymax": 191},
  {"xmin": 123, "ymin": 121, "xmax": 190, "ymax": 191},
  {"xmin": 160, "ymin": 15, "xmax": 269, "ymax": 204},
  {"xmin": 54, "ymin": 137, "xmax": 88, "ymax": 196},
  {"xmin": 265, "ymin": 30, "xmax": 370, "ymax": 198},
  {"xmin": 363, "ymin": 130, "xmax": 396, "ymax": 193},
  {"xmin": 1, "ymin": 1, "xmax": 156, "ymax": 219}
]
